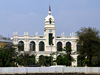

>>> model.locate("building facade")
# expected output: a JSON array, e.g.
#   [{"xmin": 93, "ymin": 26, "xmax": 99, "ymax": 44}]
[
  {"xmin": 13, "ymin": 8, "xmax": 78, "ymax": 66},
  {"xmin": 0, "ymin": 35, "xmax": 12, "ymax": 48}
]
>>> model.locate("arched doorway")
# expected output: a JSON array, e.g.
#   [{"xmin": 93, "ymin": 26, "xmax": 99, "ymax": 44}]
[
  {"xmin": 57, "ymin": 42, "xmax": 62, "ymax": 51},
  {"xmin": 39, "ymin": 55, "xmax": 45, "ymax": 66},
  {"xmin": 39, "ymin": 41, "xmax": 45, "ymax": 51},
  {"xmin": 18, "ymin": 41, "xmax": 24, "ymax": 51},
  {"xmin": 30, "ymin": 41, "xmax": 35, "ymax": 51}
]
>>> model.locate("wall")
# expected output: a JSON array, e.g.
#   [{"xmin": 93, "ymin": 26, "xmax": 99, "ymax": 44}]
[{"xmin": 0, "ymin": 67, "xmax": 100, "ymax": 74}]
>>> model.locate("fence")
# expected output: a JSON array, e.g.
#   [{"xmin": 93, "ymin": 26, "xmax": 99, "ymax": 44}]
[{"xmin": 0, "ymin": 67, "xmax": 100, "ymax": 74}]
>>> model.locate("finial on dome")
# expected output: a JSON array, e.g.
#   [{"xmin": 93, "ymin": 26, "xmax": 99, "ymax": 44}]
[
  {"xmin": 48, "ymin": 5, "xmax": 51, "ymax": 15},
  {"xmin": 49, "ymin": 4, "xmax": 51, "ymax": 11}
]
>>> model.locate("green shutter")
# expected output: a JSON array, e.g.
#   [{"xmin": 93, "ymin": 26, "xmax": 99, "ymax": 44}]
[{"xmin": 49, "ymin": 33, "xmax": 52, "ymax": 45}]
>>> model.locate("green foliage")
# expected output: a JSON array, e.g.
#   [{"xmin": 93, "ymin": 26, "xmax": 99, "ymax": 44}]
[
  {"xmin": 16, "ymin": 53, "xmax": 36, "ymax": 66},
  {"xmin": 54, "ymin": 54, "xmax": 73, "ymax": 66},
  {"xmin": 91, "ymin": 50, "xmax": 100, "ymax": 67},
  {"xmin": 63, "ymin": 46, "xmax": 72, "ymax": 54},
  {"xmin": 76, "ymin": 27, "xmax": 100, "ymax": 66},
  {"xmin": 0, "ymin": 44, "xmax": 17, "ymax": 67},
  {"xmin": 39, "ymin": 55, "xmax": 51, "ymax": 66},
  {"xmin": 82, "ymin": 59, "xmax": 89, "ymax": 66},
  {"xmin": 44, "ymin": 56, "xmax": 51, "ymax": 66},
  {"xmin": 39, "ymin": 55, "xmax": 45, "ymax": 66},
  {"xmin": 77, "ymin": 55, "xmax": 85, "ymax": 67},
  {"xmin": 52, "ymin": 46, "xmax": 75, "ymax": 66}
]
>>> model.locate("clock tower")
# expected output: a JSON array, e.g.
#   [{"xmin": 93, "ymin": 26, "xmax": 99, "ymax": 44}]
[{"xmin": 44, "ymin": 6, "xmax": 56, "ymax": 51}]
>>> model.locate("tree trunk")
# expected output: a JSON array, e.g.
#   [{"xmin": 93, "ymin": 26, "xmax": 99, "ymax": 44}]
[
  {"xmin": 81, "ymin": 56, "xmax": 82, "ymax": 66},
  {"xmin": 89, "ymin": 55, "xmax": 92, "ymax": 66}
]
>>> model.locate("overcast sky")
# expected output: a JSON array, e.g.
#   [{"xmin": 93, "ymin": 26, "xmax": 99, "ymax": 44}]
[{"xmin": 0, "ymin": 0, "xmax": 100, "ymax": 37}]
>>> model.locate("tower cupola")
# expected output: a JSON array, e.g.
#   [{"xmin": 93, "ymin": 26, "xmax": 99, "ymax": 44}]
[
  {"xmin": 43, "ymin": 5, "xmax": 56, "ymax": 51},
  {"xmin": 45, "ymin": 5, "xmax": 55, "ymax": 25}
]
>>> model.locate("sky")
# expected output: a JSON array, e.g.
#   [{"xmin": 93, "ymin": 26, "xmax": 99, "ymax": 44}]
[{"xmin": 0, "ymin": 0, "xmax": 100, "ymax": 37}]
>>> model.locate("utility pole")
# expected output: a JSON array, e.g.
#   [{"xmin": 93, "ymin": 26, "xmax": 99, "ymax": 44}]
[
  {"xmin": 49, "ymin": 33, "xmax": 54, "ymax": 66},
  {"xmin": 51, "ymin": 44, "xmax": 52, "ymax": 65},
  {"xmin": 50, "ymin": 37, "xmax": 54, "ymax": 66}
]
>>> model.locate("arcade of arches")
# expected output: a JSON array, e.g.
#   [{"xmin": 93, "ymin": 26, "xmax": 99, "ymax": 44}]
[
  {"xmin": 18, "ymin": 41, "xmax": 45, "ymax": 51},
  {"xmin": 18, "ymin": 41, "xmax": 75, "ymax": 51}
]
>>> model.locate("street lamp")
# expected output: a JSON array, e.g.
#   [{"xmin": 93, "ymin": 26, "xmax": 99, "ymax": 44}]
[
  {"xmin": 50, "ymin": 37, "xmax": 54, "ymax": 66},
  {"xmin": 49, "ymin": 33, "xmax": 54, "ymax": 66}
]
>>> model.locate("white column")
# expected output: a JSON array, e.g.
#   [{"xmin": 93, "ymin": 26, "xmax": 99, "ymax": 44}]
[
  {"xmin": 36, "ymin": 54, "xmax": 39, "ymax": 63},
  {"xmin": 27, "ymin": 41, "xmax": 29, "ymax": 51},
  {"xmin": 62, "ymin": 41, "xmax": 65, "ymax": 48},
  {"xmin": 36, "ymin": 42, "xmax": 39, "ymax": 52},
  {"xmin": 74, "ymin": 42, "xmax": 77, "ymax": 51},
  {"xmin": 72, "ymin": 41, "xmax": 77, "ymax": 51},
  {"xmin": 71, "ymin": 55, "xmax": 78, "ymax": 66},
  {"xmin": 25, "ymin": 40, "xmax": 29, "ymax": 51}
]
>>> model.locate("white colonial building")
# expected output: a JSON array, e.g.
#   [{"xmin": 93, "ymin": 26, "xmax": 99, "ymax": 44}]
[{"xmin": 13, "ymin": 7, "xmax": 78, "ymax": 66}]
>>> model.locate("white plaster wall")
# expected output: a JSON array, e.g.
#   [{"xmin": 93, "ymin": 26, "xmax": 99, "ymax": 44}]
[
  {"xmin": 13, "ymin": 35, "xmax": 78, "ymax": 66},
  {"xmin": 71, "ymin": 54, "xmax": 78, "ymax": 66},
  {"xmin": 1, "ymin": 67, "xmax": 100, "ymax": 74}
]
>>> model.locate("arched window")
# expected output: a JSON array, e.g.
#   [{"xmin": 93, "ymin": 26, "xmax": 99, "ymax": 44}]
[
  {"xmin": 57, "ymin": 42, "xmax": 62, "ymax": 51},
  {"xmin": 39, "ymin": 41, "xmax": 45, "ymax": 51},
  {"xmin": 49, "ymin": 18, "xmax": 52, "ymax": 24},
  {"xmin": 18, "ymin": 41, "xmax": 24, "ymax": 51},
  {"xmin": 30, "ymin": 41, "xmax": 35, "ymax": 51},
  {"xmin": 66, "ymin": 42, "xmax": 71, "ymax": 48}
]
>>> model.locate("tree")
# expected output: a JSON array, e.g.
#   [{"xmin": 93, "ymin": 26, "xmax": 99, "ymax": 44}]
[
  {"xmin": 63, "ymin": 46, "xmax": 75, "ymax": 66},
  {"xmin": 77, "ymin": 55, "xmax": 86, "ymax": 66},
  {"xmin": 44, "ymin": 56, "xmax": 51, "ymax": 66},
  {"xmin": 16, "ymin": 52, "xmax": 36, "ymax": 66},
  {"xmin": 52, "ymin": 46, "xmax": 75, "ymax": 66},
  {"xmin": 0, "ymin": 44, "xmax": 17, "ymax": 67},
  {"xmin": 39, "ymin": 55, "xmax": 51, "ymax": 66},
  {"xmin": 55, "ymin": 54, "xmax": 66, "ymax": 65},
  {"xmin": 54, "ymin": 53, "xmax": 69, "ymax": 66},
  {"xmin": 76, "ymin": 27, "xmax": 100, "ymax": 66},
  {"xmin": 91, "ymin": 50, "xmax": 100, "ymax": 66}
]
